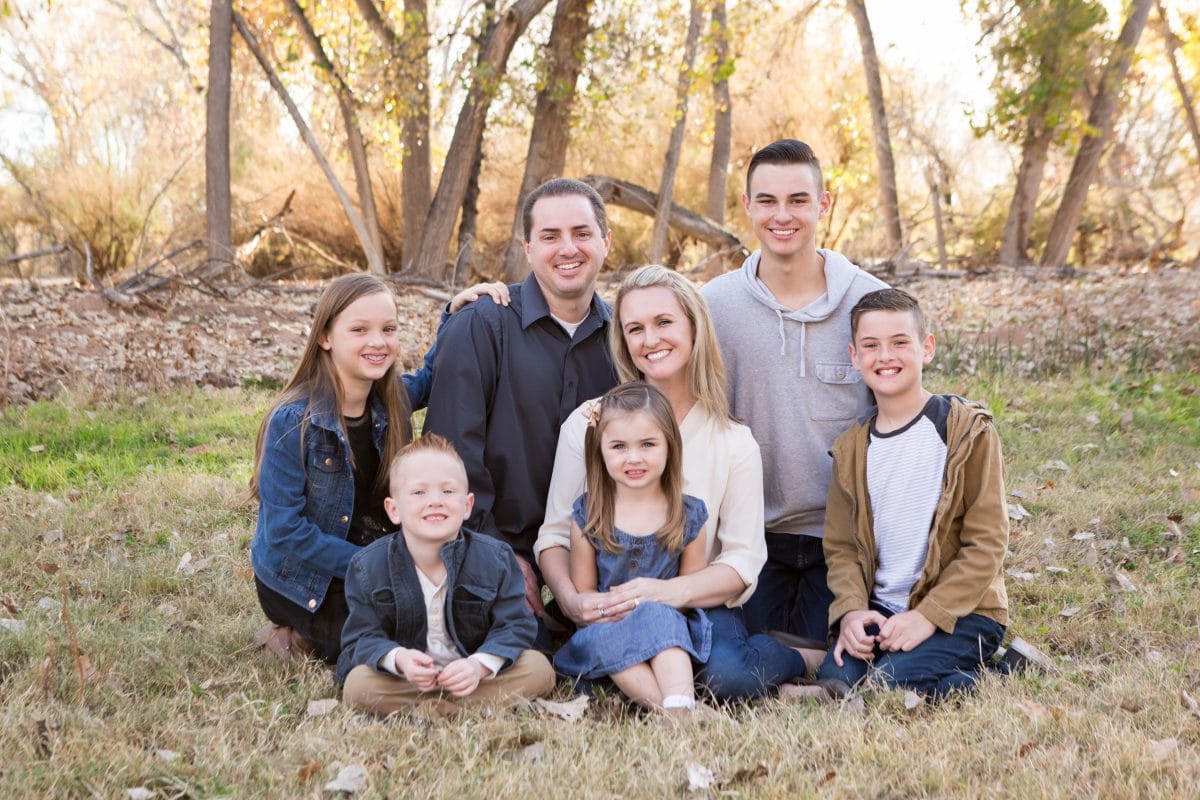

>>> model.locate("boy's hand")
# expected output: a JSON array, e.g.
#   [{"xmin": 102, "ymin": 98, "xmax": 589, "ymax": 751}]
[
  {"xmin": 877, "ymin": 610, "xmax": 935, "ymax": 652},
  {"xmin": 395, "ymin": 649, "xmax": 441, "ymax": 691},
  {"xmin": 449, "ymin": 282, "xmax": 510, "ymax": 313},
  {"xmin": 515, "ymin": 555, "xmax": 546, "ymax": 617},
  {"xmin": 437, "ymin": 658, "xmax": 488, "ymax": 697},
  {"xmin": 833, "ymin": 609, "xmax": 888, "ymax": 667}
]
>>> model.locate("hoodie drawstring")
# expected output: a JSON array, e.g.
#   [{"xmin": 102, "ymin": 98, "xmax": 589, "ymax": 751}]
[
  {"xmin": 798, "ymin": 321, "xmax": 806, "ymax": 377},
  {"xmin": 773, "ymin": 310, "xmax": 807, "ymax": 377}
]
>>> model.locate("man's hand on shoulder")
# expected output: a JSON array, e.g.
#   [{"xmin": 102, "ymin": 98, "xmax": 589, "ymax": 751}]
[{"xmin": 449, "ymin": 282, "xmax": 511, "ymax": 313}]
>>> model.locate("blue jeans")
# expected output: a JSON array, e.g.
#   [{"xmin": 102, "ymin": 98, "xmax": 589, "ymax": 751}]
[
  {"xmin": 694, "ymin": 606, "xmax": 808, "ymax": 701},
  {"xmin": 817, "ymin": 605, "xmax": 1005, "ymax": 698},
  {"xmin": 742, "ymin": 533, "xmax": 834, "ymax": 641}
]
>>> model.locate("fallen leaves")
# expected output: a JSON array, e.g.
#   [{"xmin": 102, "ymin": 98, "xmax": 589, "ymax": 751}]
[
  {"xmin": 1007, "ymin": 503, "xmax": 1032, "ymax": 522},
  {"xmin": 532, "ymin": 695, "xmax": 589, "ymax": 722},
  {"xmin": 1181, "ymin": 690, "xmax": 1200, "ymax": 720},
  {"xmin": 685, "ymin": 761, "xmax": 716, "ymax": 792},
  {"xmin": 324, "ymin": 763, "xmax": 367, "ymax": 794},
  {"xmin": 306, "ymin": 698, "xmax": 340, "ymax": 717},
  {"xmin": 1108, "ymin": 569, "xmax": 1137, "ymax": 593},
  {"xmin": 1148, "ymin": 738, "xmax": 1178, "ymax": 763}
]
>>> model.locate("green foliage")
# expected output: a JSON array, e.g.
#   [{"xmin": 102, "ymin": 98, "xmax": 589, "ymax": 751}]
[
  {"xmin": 0, "ymin": 389, "xmax": 264, "ymax": 492},
  {"xmin": 969, "ymin": 0, "xmax": 1109, "ymax": 147}
]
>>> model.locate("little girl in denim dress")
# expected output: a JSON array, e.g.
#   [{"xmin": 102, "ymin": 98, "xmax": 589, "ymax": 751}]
[{"xmin": 553, "ymin": 383, "xmax": 712, "ymax": 711}]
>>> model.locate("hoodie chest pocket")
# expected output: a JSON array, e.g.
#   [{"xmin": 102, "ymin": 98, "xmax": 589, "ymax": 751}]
[{"xmin": 811, "ymin": 362, "xmax": 864, "ymax": 421}]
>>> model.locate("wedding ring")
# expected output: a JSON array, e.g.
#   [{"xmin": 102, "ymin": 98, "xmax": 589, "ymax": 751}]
[{"xmin": 633, "ymin": 598, "xmax": 640, "ymax": 608}]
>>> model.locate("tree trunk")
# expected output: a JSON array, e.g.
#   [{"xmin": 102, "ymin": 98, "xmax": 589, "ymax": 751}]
[
  {"xmin": 456, "ymin": 143, "xmax": 485, "ymax": 284},
  {"xmin": 1156, "ymin": 0, "xmax": 1200, "ymax": 173},
  {"xmin": 998, "ymin": 118, "xmax": 1053, "ymax": 266},
  {"xmin": 926, "ymin": 167, "xmax": 948, "ymax": 271},
  {"xmin": 1041, "ymin": 0, "xmax": 1153, "ymax": 268},
  {"xmin": 204, "ymin": 0, "xmax": 232, "ymax": 273},
  {"xmin": 649, "ymin": 0, "xmax": 704, "ymax": 265},
  {"xmin": 586, "ymin": 174, "xmax": 747, "ymax": 261},
  {"xmin": 352, "ymin": 0, "xmax": 430, "ymax": 271},
  {"xmin": 409, "ymin": 0, "xmax": 554, "ymax": 281},
  {"xmin": 847, "ymin": 0, "xmax": 902, "ymax": 256},
  {"xmin": 284, "ymin": 0, "xmax": 384, "ymax": 273},
  {"xmin": 499, "ymin": 0, "xmax": 591, "ymax": 282},
  {"xmin": 232, "ymin": 11, "xmax": 384, "ymax": 275},
  {"xmin": 705, "ymin": 0, "xmax": 732, "ymax": 225}
]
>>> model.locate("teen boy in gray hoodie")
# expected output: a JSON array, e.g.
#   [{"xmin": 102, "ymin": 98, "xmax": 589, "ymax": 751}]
[{"xmin": 702, "ymin": 139, "xmax": 886, "ymax": 643}]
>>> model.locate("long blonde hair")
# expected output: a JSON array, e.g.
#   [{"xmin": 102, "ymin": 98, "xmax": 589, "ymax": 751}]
[
  {"xmin": 250, "ymin": 274, "xmax": 412, "ymax": 500},
  {"xmin": 583, "ymin": 382, "xmax": 686, "ymax": 554},
  {"xmin": 609, "ymin": 265, "xmax": 733, "ymax": 423}
]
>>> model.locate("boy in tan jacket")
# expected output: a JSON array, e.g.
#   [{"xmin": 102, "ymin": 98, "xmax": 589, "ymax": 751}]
[{"xmin": 814, "ymin": 288, "xmax": 1008, "ymax": 698}]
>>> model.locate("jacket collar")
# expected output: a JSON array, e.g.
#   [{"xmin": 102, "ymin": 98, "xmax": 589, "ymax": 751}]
[{"xmin": 306, "ymin": 390, "xmax": 387, "ymax": 433}]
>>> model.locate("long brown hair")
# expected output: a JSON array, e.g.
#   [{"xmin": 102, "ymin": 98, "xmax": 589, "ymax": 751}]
[
  {"xmin": 250, "ymin": 274, "xmax": 412, "ymax": 500},
  {"xmin": 609, "ymin": 265, "xmax": 733, "ymax": 423},
  {"xmin": 583, "ymin": 382, "xmax": 686, "ymax": 554}
]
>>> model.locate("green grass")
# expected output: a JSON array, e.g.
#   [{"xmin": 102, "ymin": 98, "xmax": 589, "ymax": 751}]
[
  {"xmin": 0, "ymin": 387, "xmax": 267, "ymax": 492},
  {"xmin": 1, "ymin": 374, "xmax": 1198, "ymax": 798}
]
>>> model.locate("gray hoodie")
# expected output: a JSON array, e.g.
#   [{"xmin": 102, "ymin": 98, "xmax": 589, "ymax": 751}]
[{"xmin": 702, "ymin": 249, "xmax": 886, "ymax": 538}]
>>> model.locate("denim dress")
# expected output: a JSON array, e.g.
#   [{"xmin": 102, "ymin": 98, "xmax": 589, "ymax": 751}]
[{"xmin": 553, "ymin": 494, "xmax": 712, "ymax": 680}]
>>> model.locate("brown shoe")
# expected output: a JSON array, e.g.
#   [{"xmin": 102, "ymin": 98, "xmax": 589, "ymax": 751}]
[
  {"xmin": 778, "ymin": 678, "xmax": 851, "ymax": 704},
  {"xmin": 252, "ymin": 622, "xmax": 314, "ymax": 664}
]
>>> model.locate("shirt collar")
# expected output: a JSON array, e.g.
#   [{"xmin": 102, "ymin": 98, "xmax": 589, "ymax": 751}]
[{"xmin": 519, "ymin": 273, "xmax": 611, "ymax": 331}]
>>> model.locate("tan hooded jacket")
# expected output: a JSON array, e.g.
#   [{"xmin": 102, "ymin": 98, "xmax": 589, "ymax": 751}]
[{"xmin": 823, "ymin": 396, "xmax": 1009, "ymax": 636}]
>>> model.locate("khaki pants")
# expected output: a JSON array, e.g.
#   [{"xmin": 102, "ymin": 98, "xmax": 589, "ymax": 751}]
[{"xmin": 343, "ymin": 650, "xmax": 555, "ymax": 718}]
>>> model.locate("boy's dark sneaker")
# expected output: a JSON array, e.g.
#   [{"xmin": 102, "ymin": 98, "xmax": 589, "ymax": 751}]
[{"xmin": 992, "ymin": 637, "xmax": 1053, "ymax": 674}]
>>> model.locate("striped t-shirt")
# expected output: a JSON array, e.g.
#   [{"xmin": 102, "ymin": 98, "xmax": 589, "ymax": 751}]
[{"xmin": 867, "ymin": 394, "xmax": 950, "ymax": 614}]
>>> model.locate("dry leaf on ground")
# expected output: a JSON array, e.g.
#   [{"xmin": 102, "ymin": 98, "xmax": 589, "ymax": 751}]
[
  {"xmin": 1007, "ymin": 503, "xmax": 1032, "ymax": 521},
  {"xmin": 686, "ymin": 761, "xmax": 716, "ymax": 792},
  {"xmin": 514, "ymin": 741, "xmax": 544, "ymax": 763},
  {"xmin": 1181, "ymin": 690, "xmax": 1200, "ymax": 720},
  {"xmin": 324, "ymin": 764, "xmax": 367, "ymax": 794},
  {"xmin": 307, "ymin": 698, "xmax": 339, "ymax": 717},
  {"xmin": 1149, "ymin": 738, "xmax": 1178, "ymax": 763},
  {"xmin": 532, "ymin": 695, "xmax": 589, "ymax": 722}
]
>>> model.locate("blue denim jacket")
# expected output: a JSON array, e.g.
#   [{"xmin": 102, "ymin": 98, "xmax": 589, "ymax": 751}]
[
  {"xmin": 250, "ymin": 393, "xmax": 389, "ymax": 612},
  {"xmin": 335, "ymin": 528, "xmax": 536, "ymax": 684}
]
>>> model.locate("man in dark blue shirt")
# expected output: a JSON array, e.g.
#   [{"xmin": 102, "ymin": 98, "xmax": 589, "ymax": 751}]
[{"xmin": 423, "ymin": 178, "xmax": 618, "ymax": 624}]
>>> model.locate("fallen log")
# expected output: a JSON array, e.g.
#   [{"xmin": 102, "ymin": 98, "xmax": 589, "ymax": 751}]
[{"xmin": 581, "ymin": 175, "xmax": 749, "ymax": 265}]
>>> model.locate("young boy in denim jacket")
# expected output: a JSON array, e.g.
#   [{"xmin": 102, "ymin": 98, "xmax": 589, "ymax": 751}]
[
  {"xmin": 815, "ymin": 289, "xmax": 1009, "ymax": 698},
  {"xmin": 338, "ymin": 434, "xmax": 555, "ymax": 716}
]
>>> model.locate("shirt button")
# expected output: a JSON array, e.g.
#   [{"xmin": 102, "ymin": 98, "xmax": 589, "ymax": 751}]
[
  {"xmin": 307, "ymin": 599, "xmax": 317, "ymax": 609},
  {"xmin": 324, "ymin": 458, "xmax": 334, "ymax": 466},
  {"xmin": 340, "ymin": 515, "xmax": 349, "ymax": 523}
]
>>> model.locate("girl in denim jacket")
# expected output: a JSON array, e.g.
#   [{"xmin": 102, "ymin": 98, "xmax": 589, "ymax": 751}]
[{"xmin": 249, "ymin": 274, "xmax": 413, "ymax": 663}]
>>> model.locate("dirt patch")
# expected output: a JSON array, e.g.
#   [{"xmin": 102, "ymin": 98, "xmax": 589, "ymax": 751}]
[{"xmin": 2, "ymin": 266, "xmax": 1196, "ymax": 405}]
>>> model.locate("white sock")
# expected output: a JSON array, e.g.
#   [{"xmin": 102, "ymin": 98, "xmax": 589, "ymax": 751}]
[{"xmin": 661, "ymin": 694, "xmax": 694, "ymax": 709}]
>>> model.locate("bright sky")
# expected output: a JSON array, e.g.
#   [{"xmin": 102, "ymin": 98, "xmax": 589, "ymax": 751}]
[{"xmin": 869, "ymin": 0, "xmax": 990, "ymax": 112}]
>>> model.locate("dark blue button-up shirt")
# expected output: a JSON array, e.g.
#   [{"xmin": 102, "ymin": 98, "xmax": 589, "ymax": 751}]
[{"xmin": 423, "ymin": 275, "xmax": 617, "ymax": 560}]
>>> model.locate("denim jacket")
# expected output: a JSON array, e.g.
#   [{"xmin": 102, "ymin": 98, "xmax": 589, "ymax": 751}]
[
  {"xmin": 250, "ymin": 393, "xmax": 389, "ymax": 612},
  {"xmin": 336, "ymin": 528, "xmax": 535, "ymax": 685}
]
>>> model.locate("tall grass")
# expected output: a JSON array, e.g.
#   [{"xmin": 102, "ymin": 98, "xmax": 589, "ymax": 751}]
[{"xmin": 1, "ymin": 374, "xmax": 1197, "ymax": 798}]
